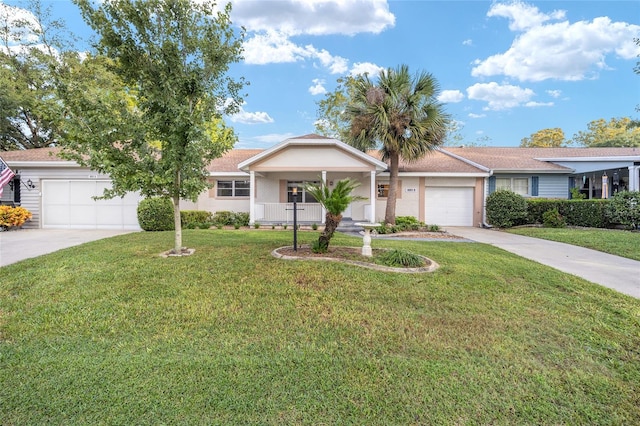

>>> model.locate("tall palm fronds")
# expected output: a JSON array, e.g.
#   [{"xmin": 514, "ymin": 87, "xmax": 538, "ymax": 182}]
[{"xmin": 346, "ymin": 64, "xmax": 449, "ymax": 224}]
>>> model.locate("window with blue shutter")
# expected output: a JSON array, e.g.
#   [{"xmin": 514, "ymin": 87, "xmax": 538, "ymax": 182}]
[
  {"xmin": 488, "ymin": 176, "xmax": 496, "ymax": 194},
  {"xmin": 531, "ymin": 176, "xmax": 539, "ymax": 196}
]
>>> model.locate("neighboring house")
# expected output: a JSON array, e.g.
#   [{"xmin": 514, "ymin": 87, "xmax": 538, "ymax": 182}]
[{"xmin": 2, "ymin": 134, "xmax": 640, "ymax": 230}]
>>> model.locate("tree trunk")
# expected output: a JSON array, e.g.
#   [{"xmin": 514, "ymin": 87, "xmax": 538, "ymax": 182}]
[
  {"xmin": 173, "ymin": 194, "xmax": 182, "ymax": 253},
  {"xmin": 318, "ymin": 213, "xmax": 342, "ymax": 250},
  {"xmin": 385, "ymin": 151, "xmax": 400, "ymax": 225}
]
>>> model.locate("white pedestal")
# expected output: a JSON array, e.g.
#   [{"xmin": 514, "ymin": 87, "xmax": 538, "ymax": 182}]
[{"xmin": 355, "ymin": 222, "xmax": 381, "ymax": 257}]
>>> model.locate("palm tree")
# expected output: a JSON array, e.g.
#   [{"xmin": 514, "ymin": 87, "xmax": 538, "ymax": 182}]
[
  {"xmin": 304, "ymin": 178, "xmax": 364, "ymax": 251},
  {"xmin": 346, "ymin": 64, "xmax": 449, "ymax": 224}
]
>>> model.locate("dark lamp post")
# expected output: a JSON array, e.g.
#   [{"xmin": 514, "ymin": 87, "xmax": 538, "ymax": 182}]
[{"xmin": 292, "ymin": 187, "xmax": 298, "ymax": 251}]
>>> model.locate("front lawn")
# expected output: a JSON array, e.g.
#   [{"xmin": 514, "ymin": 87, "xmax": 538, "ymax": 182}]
[
  {"xmin": 1, "ymin": 230, "xmax": 639, "ymax": 424},
  {"xmin": 508, "ymin": 227, "xmax": 640, "ymax": 261}
]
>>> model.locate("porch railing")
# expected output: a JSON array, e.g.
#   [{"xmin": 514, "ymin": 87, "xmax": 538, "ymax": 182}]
[{"xmin": 256, "ymin": 203, "xmax": 323, "ymax": 223}]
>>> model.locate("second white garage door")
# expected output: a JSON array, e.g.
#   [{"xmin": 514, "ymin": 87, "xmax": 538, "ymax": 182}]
[
  {"xmin": 425, "ymin": 187, "xmax": 474, "ymax": 226},
  {"xmin": 42, "ymin": 180, "xmax": 141, "ymax": 230}
]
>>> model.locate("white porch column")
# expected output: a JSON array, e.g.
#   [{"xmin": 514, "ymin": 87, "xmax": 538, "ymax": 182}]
[
  {"xmin": 369, "ymin": 171, "xmax": 376, "ymax": 223},
  {"xmin": 249, "ymin": 170, "xmax": 255, "ymax": 224},
  {"xmin": 629, "ymin": 166, "xmax": 640, "ymax": 192},
  {"xmin": 321, "ymin": 170, "xmax": 327, "ymax": 224}
]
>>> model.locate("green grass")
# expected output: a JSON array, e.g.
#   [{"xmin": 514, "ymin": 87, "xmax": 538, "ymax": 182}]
[
  {"xmin": 1, "ymin": 230, "xmax": 639, "ymax": 424},
  {"xmin": 508, "ymin": 227, "xmax": 640, "ymax": 261}
]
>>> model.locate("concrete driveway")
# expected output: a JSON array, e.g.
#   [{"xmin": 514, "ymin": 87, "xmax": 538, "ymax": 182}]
[
  {"xmin": 448, "ymin": 227, "xmax": 640, "ymax": 299},
  {"xmin": 0, "ymin": 229, "xmax": 136, "ymax": 267}
]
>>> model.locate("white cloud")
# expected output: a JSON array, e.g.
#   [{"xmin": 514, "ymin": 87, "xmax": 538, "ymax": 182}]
[
  {"xmin": 231, "ymin": 0, "xmax": 395, "ymax": 36},
  {"xmin": 438, "ymin": 90, "xmax": 465, "ymax": 103},
  {"xmin": 487, "ymin": 1, "xmax": 566, "ymax": 31},
  {"xmin": 309, "ymin": 79, "xmax": 327, "ymax": 95},
  {"xmin": 255, "ymin": 133, "xmax": 298, "ymax": 144},
  {"xmin": 468, "ymin": 113, "xmax": 486, "ymax": 119},
  {"xmin": 243, "ymin": 31, "xmax": 347, "ymax": 74},
  {"xmin": 0, "ymin": 4, "xmax": 40, "ymax": 46},
  {"xmin": 466, "ymin": 82, "xmax": 535, "ymax": 110},
  {"xmin": 546, "ymin": 89, "xmax": 562, "ymax": 98},
  {"xmin": 349, "ymin": 62, "xmax": 384, "ymax": 77},
  {"xmin": 462, "ymin": 39, "xmax": 473, "ymax": 46},
  {"xmin": 525, "ymin": 101, "xmax": 554, "ymax": 108},
  {"xmin": 228, "ymin": 103, "xmax": 274, "ymax": 124},
  {"xmin": 473, "ymin": 2, "xmax": 640, "ymax": 82}
]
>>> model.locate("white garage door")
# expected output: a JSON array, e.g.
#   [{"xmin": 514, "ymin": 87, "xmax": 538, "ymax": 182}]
[
  {"xmin": 42, "ymin": 180, "xmax": 141, "ymax": 230},
  {"xmin": 425, "ymin": 187, "xmax": 474, "ymax": 226}
]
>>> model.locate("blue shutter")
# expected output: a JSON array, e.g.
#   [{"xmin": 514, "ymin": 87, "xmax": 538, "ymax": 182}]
[
  {"xmin": 488, "ymin": 176, "xmax": 496, "ymax": 194},
  {"xmin": 531, "ymin": 176, "xmax": 539, "ymax": 196},
  {"xmin": 568, "ymin": 177, "xmax": 575, "ymax": 198}
]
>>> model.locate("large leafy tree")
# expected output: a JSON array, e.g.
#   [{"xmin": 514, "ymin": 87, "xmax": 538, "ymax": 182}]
[
  {"xmin": 61, "ymin": 0, "xmax": 246, "ymax": 253},
  {"xmin": 520, "ymin": 127, "xmax": 568, "ymax": 147},
  {"xmin": 304, "ymin": 178, "xmax": 364, "ymax": 251},
  {"xmin": 343, "ymin": 65, "xmax": 449, "ymax": 224},
  {"xmin": 0, "ymin": 1, "xmax": 68, "ymax": 150},
  {"xmin": 571, "ymin": 117, "xmax": 640, "ymax": 147}
]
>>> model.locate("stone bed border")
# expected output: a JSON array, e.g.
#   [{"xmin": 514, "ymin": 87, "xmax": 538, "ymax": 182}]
[{"xmin": 271, "ymin": 246, "xmax": 439, "ymax": 274}]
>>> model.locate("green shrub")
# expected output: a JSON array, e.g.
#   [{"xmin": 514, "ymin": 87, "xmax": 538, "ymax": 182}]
[
  {"xmin": 570, "ymin": 187, "xmax": 586, "ymax": 200},
  {"xmin": 211, "ymin": 211, "xmax": 250, "ymax": 227},
  {"xmin": 542, "ymin": 208, "xmax": 566, "ymax": 228},
  {"xmin": 527, "ymin": 199, "xmax": 610, "ymax": 228},
  {"xmin": 211, "ymin": 211, "xmax": 235, "ymax": 226},
  {"xmin": 428, "ymin": 224, "xmax": 441, "ymax": 232},
  {"xmin": 181, "ymin": 210, "xmax": 212, "ymax": 226},
  {"xmin": 311, "ymin": 223, "xmax": 318, "ymax": 230},
  {"xmin": 311, "ymin": 239, "xmax": 327, "ymax": 253},
  {"xmin": 605, "ymin": 191, "xmax": 640, "ymax": 229},
  {"xmin": 377, "ymin": 249, "xmax": 424, "ymax": 268},
  {"xmin": 486, "ymin": 190, "xmax": 528, "ymax": 228},
  {"xmin": 137, "ymin": 197, "xmax": 175, "ymax": 231},
  {"xmin": 395, "ymin": 216, "xmax": 423, "ymax": 230},
  {"xmin": 234, "ymin": 212, "xmax": 250, "ymax": 227},
  {"xmin": 375, "ymin": 223, "xmax": 389, "ymax": 234},
  {"xmin": 254, "ymin": 222, "xmax": 260, "ymax": 229}
]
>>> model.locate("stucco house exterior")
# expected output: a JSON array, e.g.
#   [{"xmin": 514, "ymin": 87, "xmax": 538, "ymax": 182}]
[{"xmin": 1, "ymin": 133, "xmax": 639, "ymax": 230}]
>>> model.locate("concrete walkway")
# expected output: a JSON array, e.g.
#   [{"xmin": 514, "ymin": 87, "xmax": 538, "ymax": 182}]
[
  {"xmin": 448, "ymin": 227, "xmax": 640, "ymax": 299},
  {"xmin": 0, "ymin": 229, "xmax": 135, "ymax": 267}
]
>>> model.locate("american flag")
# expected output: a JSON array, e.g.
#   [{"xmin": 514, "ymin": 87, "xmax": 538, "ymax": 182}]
[{"xmin": 0, "ymin": 156, "xmax": 16, "ymax": 198}]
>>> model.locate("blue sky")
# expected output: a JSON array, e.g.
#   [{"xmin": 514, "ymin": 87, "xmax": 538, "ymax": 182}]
[{"xmin": 4, "ymin": 0, "xmax": 640, "ymax": 148}]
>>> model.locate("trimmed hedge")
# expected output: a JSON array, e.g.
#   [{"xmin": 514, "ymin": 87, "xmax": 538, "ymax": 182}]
[
  {"xmin": 527, "ymin": 199, "xmax": 610, "ymax": 228},
  {"xmin": 137, "ymin": 197, "xmax": 175, "ymax": 231},
  {"xmin": 605, "ymin": 191, "xmax": 640, "ymax": 229},
  {"xmin": 181, "ymin": 210, "xmax": 213, "ymax": 226},
  {"xmin": 211, "ymin": 211, "xmax": 250, "ymax": 227},
  {"xmin": 486, "ymin": 190, "xmax": 528, "ymax": 228}
]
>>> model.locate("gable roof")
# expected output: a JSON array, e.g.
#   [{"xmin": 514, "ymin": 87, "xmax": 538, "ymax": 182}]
[
  {"xmin": 237, "ymin": 134, "xmax": 388, "ymax": 172},
  {"xmin": 442, "ymin": 147, "xmax": 640, "ymax": 173}
]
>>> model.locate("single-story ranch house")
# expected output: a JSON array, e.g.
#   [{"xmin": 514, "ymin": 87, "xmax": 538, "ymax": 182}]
[{"xmin": 1, "ymin": 134, "xmax": 639, "ymax": 230}]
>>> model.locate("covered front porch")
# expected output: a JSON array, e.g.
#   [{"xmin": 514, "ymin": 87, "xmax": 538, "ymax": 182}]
[{"xmin": 237, "ymin": 135, "xmax": 388, "ymax": 225}]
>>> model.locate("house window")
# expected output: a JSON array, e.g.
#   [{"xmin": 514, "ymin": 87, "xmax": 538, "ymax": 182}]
[
  {"xmin": 376, "ymin": 181, "xmax": 402, "ymax": 199},
  {"xmin": 496, "ymin": 177, "xmax": 529, "ymax": 196},
  {"xmin": 217, "ymin": 180, "xmax": 250, "ymax": 197},
  {"xmin": 287, "ymin": 181, "xmax": 319, "ymax": 203},
  {"xmin": 377, "ymin": 183, "xmax": 389, "ymax": 198}
]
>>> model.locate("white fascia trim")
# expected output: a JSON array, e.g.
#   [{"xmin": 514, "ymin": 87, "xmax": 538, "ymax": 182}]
[
  {"xmin": 237, "ymin": 137, "xmax": 388, "ymax": 172},
  {"xmin": 435, "ymin": 147, "xmax": 492, "ymax": 173},
  {"xmin": 383, "ymin": 172, "xmax": 490, "ymax": 177},
  {"xmin": 209, "ymin": 171, "xmax": 250, "ymax": 177},
  {"xmin": 377, "ymin": 172, "xmax": 490, "ymax": 178},
  {"xmin": 493, "ymin": 168, "xmax": 575, "ymax": 174},
  {"xmin": 7, "ymin": 161, "xmax": 80, "ymax": 168}
]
